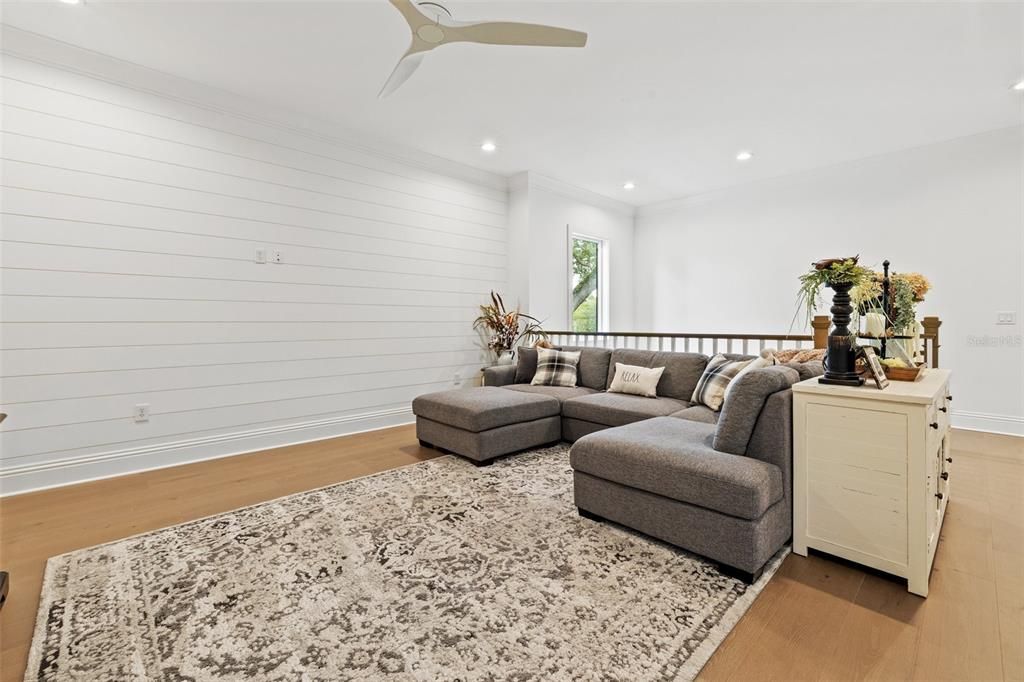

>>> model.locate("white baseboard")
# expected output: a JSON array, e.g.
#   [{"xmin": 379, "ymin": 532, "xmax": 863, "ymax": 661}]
[
  {"xmin": 951, "ymin": 410, "xmax": 1024, "ymax": 437},
  {"xmin": 0, "ymin": 407, "xmax": 414, "ymax": 497}
]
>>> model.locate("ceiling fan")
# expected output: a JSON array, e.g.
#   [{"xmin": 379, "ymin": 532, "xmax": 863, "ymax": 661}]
[{"xmin": 380, "ymin": 0, "xmax": 588, "ymax": 97}]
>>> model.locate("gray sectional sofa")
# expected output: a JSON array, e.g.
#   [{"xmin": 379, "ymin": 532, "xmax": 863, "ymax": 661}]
[{"xmin": 412, "ymin": 345, "xmax": 823, "ymax": 581}]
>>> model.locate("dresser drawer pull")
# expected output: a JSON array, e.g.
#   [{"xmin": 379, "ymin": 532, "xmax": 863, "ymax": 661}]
[
  {"xmin": 947, "ymin": 395, "xmax": 953, "ymax": 401},
  {"xmin": 946, "ymin": 457, "xmax": 953, "ymax": 463},
  {"xmin": 930, "ymin": 422, "xmax": 939, "ymax": 429},
  {"xmin": 941, "ymin": 472, "xmax": 949, "ymax": 481},
  {"xmin": 939, "ymin": 407, "xmax": 947, "ymax": 413},
  {"xmin": 935, "ymin": 492, "xmax": 944, "ymax": 500}
]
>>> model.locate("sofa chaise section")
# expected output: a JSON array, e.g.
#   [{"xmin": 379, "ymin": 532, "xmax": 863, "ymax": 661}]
[{"xmin": 570, "ymin": 366, "xmax": 802, "ymax": 580}]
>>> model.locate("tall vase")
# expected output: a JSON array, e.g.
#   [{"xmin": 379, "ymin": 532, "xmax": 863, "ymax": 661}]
[{"xmin": 819, "ymin": 280, "xmax": 865, "ymax": 386}]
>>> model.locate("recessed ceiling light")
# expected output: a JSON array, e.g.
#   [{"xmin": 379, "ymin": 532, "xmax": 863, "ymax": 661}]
[
  {"xmin": 736, "ymin": 150, "xmax": 754, "ymax": 162},
  {"xmin": 59, "ymin": 0, "xmax": 81, "ymax": 4},
  {"xmin": 623, "ymin": 181, "xmax": 636, "ymax": 191},
  {"xmin": 1012, "ymin": 80, "xmax": 1024, "ymax": 91},
  {"xmin": 480, "ymin": 141, "xmax": 497, "ymax": 152}
]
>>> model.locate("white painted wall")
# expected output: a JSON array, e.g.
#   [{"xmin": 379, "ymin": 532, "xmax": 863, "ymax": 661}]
[
  {"xmin": 506, "ymin": 173, "xmax": 635, "ymax": 332},
  {"xmin": 0, "ymin": 29, "xmax": 508, "ymax": 494},
  {"xmin": 634, "ymin": 127, "xmax": 1024, "ymax": 435}
]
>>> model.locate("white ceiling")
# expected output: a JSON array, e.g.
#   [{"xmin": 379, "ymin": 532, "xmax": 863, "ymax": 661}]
[{"xmin": 3, "ymin": 0, "xmax": 1023, "ymax": 205}]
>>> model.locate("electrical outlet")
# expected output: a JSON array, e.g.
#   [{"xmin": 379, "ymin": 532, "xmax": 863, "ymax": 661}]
[
  {"xmin": 453, "ymin": 372, "xmax": 463, "ymax": 386},
  {"xmin": 996, "ymin": 311, "xmax": 1017, "ymax": 325},
  {"xmin": 134, "ymin": 403, "xmax": 150, "ymax": 423},
  {"xmin": 254, "ymin": 247, "xmax": 266, "ymax": 264},
  {"xmin": 271, "ymin": 250, "xmax": 283, "ymax": 264}
]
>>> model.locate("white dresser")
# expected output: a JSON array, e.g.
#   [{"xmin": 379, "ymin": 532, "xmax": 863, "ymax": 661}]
[{"xmin": 792, "ymin": 369, "xmax": 952, "ymax": 597}]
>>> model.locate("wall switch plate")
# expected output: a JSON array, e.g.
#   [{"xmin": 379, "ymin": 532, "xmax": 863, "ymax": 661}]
[
  {"xmin": 134, "ymin": 403, "xmax": 150, "ymax": 423},
  {"xmin": 254, "ymin": 247, "xmax": 266, "ymax": 264},
  {"xmin": 996, "ymin": 311, "xmax": 1017, "ymax": 325},
  {"xmin": 271, "ymin": 250, "xmax": 283, "ymax": 264}
]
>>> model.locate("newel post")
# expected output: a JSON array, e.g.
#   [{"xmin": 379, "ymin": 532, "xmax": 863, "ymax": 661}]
[
  {"xmin": 922, "ymin": 316, "xmax": 942, "ymax": 368},
  {"xmin": 812, "ymin": 315, "xmax": 831, "ymax": 350}
]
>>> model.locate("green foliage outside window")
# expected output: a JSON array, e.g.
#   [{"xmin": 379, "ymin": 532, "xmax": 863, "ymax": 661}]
[{"xmin": 572, "ymin": 238, "xmax": 599, "ymax": 332}]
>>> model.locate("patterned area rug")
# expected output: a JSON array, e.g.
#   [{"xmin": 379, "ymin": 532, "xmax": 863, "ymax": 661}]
[{"xmin": 27, "ymin": 445, "xmax": 785, "ymax": 681}]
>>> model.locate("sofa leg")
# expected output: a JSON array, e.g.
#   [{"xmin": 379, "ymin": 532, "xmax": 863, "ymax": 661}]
[
  {"xmin": 470, "ymin": 458, "xmax": 494, "ymax": 467},
  {"xmin": 718, "ymin": 562, "xmax": 764, "ymax": 584},
  {"xmin": 418, "ymin": 439, "xmax": 433, "ymax": 449},
  {"xmin": 578, "ymin": 507, "xmax": 604, "ymax": 522}
]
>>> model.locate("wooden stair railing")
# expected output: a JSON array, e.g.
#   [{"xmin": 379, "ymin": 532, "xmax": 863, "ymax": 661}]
[{"xmin": 545, "ymin": 315, "xmax": 942, "ymax": 368}]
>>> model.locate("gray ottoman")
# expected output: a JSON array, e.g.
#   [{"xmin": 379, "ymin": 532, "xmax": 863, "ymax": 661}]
[{"xmin": 412, "ymin": 387, "xmax": 561, "ymax": 465}]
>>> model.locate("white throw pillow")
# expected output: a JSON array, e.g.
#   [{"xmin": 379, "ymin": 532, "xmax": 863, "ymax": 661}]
[
  {"xmin": 724, "ymin": 355, "xmax": 772, "ymax": 399},
  {"xmin": 607, "ymin": 363, "xmax": 665, "ymax": 398}
]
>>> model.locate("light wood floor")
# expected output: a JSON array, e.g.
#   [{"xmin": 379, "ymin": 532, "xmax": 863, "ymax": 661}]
[{"xmin": 0, "ymin": 425, "xmax": 1020, "ymax": 682}]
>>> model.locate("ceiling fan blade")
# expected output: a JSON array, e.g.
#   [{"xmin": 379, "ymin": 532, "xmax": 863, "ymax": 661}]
[
  {"xmin": 387, "ymin": 0, "xmax": 431, "ymax": 29},
  {"xmin": 447, "ymin": 21, "xmax": 587, "ymax": 48},
  {"xmin": 378, "ymin": 51, "xmax": 425, "ymax": 98}
]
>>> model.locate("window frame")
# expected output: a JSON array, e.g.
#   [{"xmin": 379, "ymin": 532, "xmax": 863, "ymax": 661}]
[{"xmin": 566, "ymin": 231, "xmax": 609, "ymax": 333}]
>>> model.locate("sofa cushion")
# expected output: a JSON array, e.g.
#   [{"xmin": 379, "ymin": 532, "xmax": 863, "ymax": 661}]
[
  {"xmin": 671, "ymin": 405, "xmax": 720, "ymax": 424},
  {"xmin": 605, "ymin": 350, "xmax": 708, "ymax": 401},
  {"xmin": 514, "ymin": 346, "xmax": 540, "ymax": 384},
  {"xmin": 412, "ymin": 386, "xmax": 559, "ymax": 433},
  {"xmin": 502, "ymin": 384, "xmax": 598, "ymax": 403},
  {"xmin": 714, "ymin": 366, "xmax": 799, "ymax": 455},
  {"xmin": 784, "ymin": 360, "xmax": 824, "ymax": 381},
  {"xmin": 570, "ymin": 417, "xmax": 783, "ymax": 520},
  {"xmin": 532, "ymin": 348, "xmax": 581, "ymax": 387},
  {"xmin": 560, "ymin": 346, "xmax": 613, "ymax": 390},
  {"xmin": 562, "ymin": 392, "xmax": 688, "ymax": 427},
  {"xmin": 691, "ymin": 354, "xmax": 754, "ymax": 411}
]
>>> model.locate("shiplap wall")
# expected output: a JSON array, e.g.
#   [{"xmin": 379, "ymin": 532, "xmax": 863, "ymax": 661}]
[{"xmin": 0, "ymin": 30, "xmax": 507, "ymax": 494}]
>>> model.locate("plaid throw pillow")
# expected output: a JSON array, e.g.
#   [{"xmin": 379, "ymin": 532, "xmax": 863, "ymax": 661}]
[
  {"xmin": 691, "ymin": 354, "xmax": 753, "ymax": 411},
  {"xmin": 531, "ymin": 348, "xmax": 581, "ymax": 387}
]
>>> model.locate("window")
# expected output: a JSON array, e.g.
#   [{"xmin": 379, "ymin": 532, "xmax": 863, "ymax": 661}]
[{"xmin": 570, "ymin": 235, "xmax": 604, "ymax": 333}]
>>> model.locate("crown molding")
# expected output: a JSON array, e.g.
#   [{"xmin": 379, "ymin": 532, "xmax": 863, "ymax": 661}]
[
  {"xmin": 523, "ymin": 173, "xmax": 636, "ymax": 217},
  {"xmin": 0, "ymin": 25, "xmax": 509, "ymax": 193}
]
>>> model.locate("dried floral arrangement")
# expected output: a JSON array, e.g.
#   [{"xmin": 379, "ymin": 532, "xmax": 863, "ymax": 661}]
[
  {"xmin": 472, "ymin": 291, "xmax": 546, "ymax": 357},
  {"xmin": 854, "ymin": 271, "xmax": 932, "ymax": 334}
]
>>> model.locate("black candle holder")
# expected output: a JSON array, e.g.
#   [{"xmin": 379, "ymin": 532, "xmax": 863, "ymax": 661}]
[{"xmin": 819, "ymin": 280, "xmax": 865, "ymax": 386}]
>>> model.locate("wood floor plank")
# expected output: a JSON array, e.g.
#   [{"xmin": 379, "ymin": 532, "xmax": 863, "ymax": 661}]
[
  {"xmin": 0, "ymin": 426, "xmax": 1020, "ymax": 682},
  {"xmin": 816, "ymin": 570, "xmax": 925, "ymax": 681},
  {"xmin": 721, "ymin": 553, "xmax": 866, "ymax": 681},
  {"xmin": 912, "ymin": 566, "xmax": 1004, "ymax": 681},
  {"xmin": 696, "ymin": 554, "xmax": 803, "ymax": 681}
]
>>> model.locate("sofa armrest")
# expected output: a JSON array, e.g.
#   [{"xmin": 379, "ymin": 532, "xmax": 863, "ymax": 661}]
[
  {"xmin": 482, "ymin": 365, "xmax": 517, "ymax": 387},
  {"xmin": 714, "ymin": 366, "xmax": 799, "ymax": 455}
]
